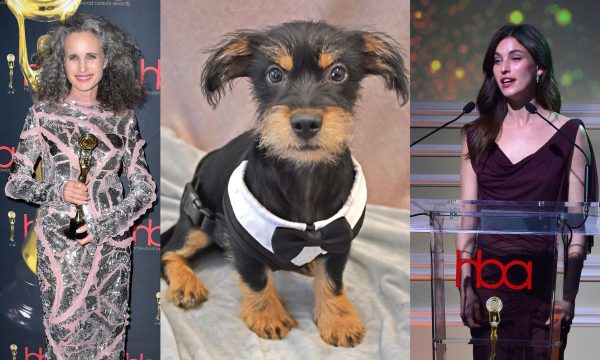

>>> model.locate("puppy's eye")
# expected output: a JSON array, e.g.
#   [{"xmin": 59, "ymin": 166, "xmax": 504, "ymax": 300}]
[
  {"xmin": 329, "ymin": 65, "xmax": 347, "ymax": 82},
  {"xmin": 267, "ymin": 66, "xmax": 283, "ymax": 84}
]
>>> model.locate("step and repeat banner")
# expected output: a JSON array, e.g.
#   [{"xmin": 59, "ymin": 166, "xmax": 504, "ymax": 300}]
[{"xmin": 0, "ymin": 1, "xmax": 160, "ymax": 358}]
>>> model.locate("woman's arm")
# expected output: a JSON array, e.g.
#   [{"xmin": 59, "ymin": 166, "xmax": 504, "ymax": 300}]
[
  {"xmin": 85, "ymin": 112, "xmax": 156, "ymax": 245},
  {"xmin": 457, "ymin": 135, "xmax": 482, "ymax": 327},
  {"xmin": 562, "ymin": 125, "xmax": 590, "ymax": 324},
  {"xmin": 457, "ymin": 136, "xmax": 479, "ymax": 254},
  {"xmin": 568, "ymin": 125, "xmax": 587, "ymax": 205},
  {"xmin": 5, "ymin": 107, "xmax": 65, "ymax": 206}
]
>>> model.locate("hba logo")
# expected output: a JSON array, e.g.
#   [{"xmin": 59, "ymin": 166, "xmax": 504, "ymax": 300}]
[
  {"xmin": 140, "ymin": 59, "xmax": 160, "ymax": 90},
  {"xmin": 455, "ymin": 250, "xmax": 532, "ymax": 290},
  {"xmin": 22, "ymin": 347, "xmax": 43, "ymax": 359},
  {"xmin": 133, "ymin": 218, "xmax": 160, "ymax": 247},
  {"xmin": 23, "ymin": 213, "xmax": 33, "ymax": 237}
]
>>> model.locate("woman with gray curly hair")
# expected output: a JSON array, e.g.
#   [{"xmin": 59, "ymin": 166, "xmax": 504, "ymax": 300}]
[{"xmin": 5, "ymin": 13, "xmax": 156, "ymax": 359}]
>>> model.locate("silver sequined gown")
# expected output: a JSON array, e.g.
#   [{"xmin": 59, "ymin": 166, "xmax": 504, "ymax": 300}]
[{"xmin": 5, "ymin": 100, "xmax": 156, "ymax": 360}]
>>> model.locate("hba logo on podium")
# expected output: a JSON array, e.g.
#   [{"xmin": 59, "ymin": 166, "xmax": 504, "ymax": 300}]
[{"xmin": 455, "ymin": 250, "xmax": 533, "ymax": 290}]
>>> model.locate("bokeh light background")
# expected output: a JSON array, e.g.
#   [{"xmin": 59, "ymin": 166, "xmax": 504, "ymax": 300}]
[{"xmin": 411, "ymin": 0, "xmax": 600, "ymax": 103}]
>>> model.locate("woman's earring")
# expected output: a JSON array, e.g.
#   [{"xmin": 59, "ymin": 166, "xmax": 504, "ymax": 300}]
[{"xmin": 536, "ymin": 73, "xmax": 540, "ymax": 84}]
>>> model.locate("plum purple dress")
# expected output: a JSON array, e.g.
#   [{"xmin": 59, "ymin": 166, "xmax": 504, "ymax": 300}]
[
  {"xmin": 5, "ymin": 100, "xmax": 156, "ymax": 359},
  {"xmin": 466, "ymin": 118, "xmax": 597, "ymax": 359}
]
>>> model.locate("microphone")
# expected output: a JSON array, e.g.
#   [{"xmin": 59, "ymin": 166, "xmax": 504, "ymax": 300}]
[
  {"xmin": 525, "ymin": 102, "xmax": 591, "ymax": 203},
  {"xmin": 410, "ymin": 101, "xmax": 476, "ymax": 147}
]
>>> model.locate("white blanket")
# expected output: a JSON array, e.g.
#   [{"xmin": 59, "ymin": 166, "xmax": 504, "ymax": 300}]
[{"xmin": 160, "ymin": 127, "xmax": 409, "ymax": 359}]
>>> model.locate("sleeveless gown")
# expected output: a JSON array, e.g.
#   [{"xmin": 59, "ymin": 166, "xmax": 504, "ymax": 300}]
[
  {"xmin": 5, "ymin": 100, "xmax": 156, "ymax": 359},
  {"xmin": 466, "ymin": 118, "xmax": 597, "ymax": 359}
]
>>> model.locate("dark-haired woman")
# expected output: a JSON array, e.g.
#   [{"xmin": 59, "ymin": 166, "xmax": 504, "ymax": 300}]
[
  {"xmin": 5, "ymin": 14, "xmax": 155, "ymax": 359},
  {"xmin": 457, "ymin": 24, "xmax": 597, "ymax": 359}
]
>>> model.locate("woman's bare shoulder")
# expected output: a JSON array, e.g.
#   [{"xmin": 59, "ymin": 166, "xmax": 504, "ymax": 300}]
[{"xmin": 553, "ymin": 112, "xmax": 573, "ymax": 128}]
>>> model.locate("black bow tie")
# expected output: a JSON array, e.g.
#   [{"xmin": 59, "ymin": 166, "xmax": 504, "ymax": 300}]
[{"xmin": 271, "ymin": 217, "xmax": 353, "ymax": 262}]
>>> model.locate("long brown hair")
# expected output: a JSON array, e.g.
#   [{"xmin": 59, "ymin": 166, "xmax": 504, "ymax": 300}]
[{"xmin": 464, "ymin": 24, "xmax": 561, "ymax": 164}]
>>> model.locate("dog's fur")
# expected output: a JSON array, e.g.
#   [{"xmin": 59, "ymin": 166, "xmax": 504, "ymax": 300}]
[{"xmin": 161, "ymin": 21, "xmax": 408, "ymax": 347}]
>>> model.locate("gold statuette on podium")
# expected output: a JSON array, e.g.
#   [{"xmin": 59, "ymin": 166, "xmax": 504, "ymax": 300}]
[{"xmin": 486, "ymin": 296, "xmax": 503, "ymax": 360}]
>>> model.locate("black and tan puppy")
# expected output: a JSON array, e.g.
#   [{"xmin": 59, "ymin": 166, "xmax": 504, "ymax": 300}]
[{"xmin": 161, "ymin": 21, "xmax": 408, "ymax": 347}]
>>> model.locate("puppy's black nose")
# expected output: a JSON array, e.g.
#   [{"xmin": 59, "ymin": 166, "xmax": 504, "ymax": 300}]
[{"xmin": 291, "ymin": 112, "xmax": 322, "ymax": 139}]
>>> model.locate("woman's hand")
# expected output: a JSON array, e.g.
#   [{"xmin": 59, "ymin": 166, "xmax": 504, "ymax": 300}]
[
  {"xmin": 545, "ymin": 253, "xmax": 584, "ymax": 326},
  {"xmin": 545, "ymin": 299, "xmax": 575, "ymax": 326},
  {"xmin": 460, "ymin": 279, "xmax": 482, "ymax": 328},
  {"xmin": 76, "ymin": 224, "xmax": 93, "ymax": 246},
  {"xmin": 63, "ymin": 180, "xmax": 89, "ymax": 205}
]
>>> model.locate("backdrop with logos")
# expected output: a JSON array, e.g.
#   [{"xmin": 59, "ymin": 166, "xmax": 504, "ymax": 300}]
[{"xmin": 0, "ymin": 1, "xmax": 160, "ymax": 358}]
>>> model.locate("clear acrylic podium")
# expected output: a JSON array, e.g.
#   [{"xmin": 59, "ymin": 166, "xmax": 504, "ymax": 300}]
[{"xmin": 411, "ymin": 199, "xmax": 600, "ymax": 360}]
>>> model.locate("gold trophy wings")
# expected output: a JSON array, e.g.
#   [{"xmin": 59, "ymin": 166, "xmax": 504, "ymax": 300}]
[{"xmin": 6, "ymin": 0, "xmax": 81, "ymax": 93}]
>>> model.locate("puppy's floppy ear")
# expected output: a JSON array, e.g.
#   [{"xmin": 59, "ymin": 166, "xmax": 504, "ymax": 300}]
[
  {"xmin": 201, "ymin": 32, "xmax": 256, "ymax": 108},
  {"xmin": 360, "ymin": 32, "xmax": 409, "ymax": 105}
]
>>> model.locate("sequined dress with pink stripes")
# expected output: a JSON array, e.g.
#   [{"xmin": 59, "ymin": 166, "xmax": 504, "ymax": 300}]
[{"xmin": 5, "ymin": 100, "xmax": 156, "ymax": 360}]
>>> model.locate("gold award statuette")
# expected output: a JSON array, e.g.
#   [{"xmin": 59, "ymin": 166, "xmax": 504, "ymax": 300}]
[
  {"xmin": 10, "ymin": 344, "xmax": 17, "ymax": 360},
  {"xmin": 7, "ymin": 54, "xmax": 15, "ymax": 94},
  {"xmin": 486, "ymin": 296, "xmax": 503, "ymax": 360},
  {"xmin": 64, "ymin": 133, "xmax": 97, "ymax": 240},
  {"xmin": 156, "ymin": 292, "xmax": 161, "ymax": 322},
  {"xmin": 8, "ymin": 211, "xmax": 16, "ymax": 246},
  {"xmin": 6, "ymin": 0, "xmax": 81, "ymax": 94}
]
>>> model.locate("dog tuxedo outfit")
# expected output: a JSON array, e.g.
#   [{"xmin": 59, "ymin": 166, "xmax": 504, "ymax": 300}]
[{"xmin": 182, "ymin": 157, "xmax": 367, "ymax": 271}]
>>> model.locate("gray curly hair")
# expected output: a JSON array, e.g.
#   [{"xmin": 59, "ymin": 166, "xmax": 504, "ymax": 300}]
[{"xmin": 38, "ymin": 13, "xmax": 143, "ymax": 112}]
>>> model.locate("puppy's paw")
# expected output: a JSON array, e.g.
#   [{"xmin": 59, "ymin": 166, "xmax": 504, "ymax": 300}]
[
  {"xmin": 240, "ymin": 298, "xmax": 297, "ymax": 339},
  {"xmin": 315, "ymin": 303, "xmax": 365, "ymax": 347},
  {"xmin": 163, "ymin": 259, "xmax": 209, "ymax": 309},
  {"xmin": 166, "ymin": 273, "xmax": 209, "ymax": 309}
]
